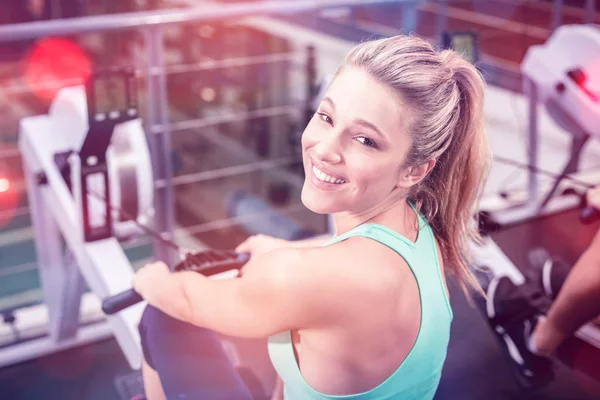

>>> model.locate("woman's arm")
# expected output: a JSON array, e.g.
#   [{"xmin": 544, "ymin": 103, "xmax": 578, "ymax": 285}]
[
  {"xmin": 134, "ymin": 246, "xmax": 359, "ymax": 338},
  {"xmin": 536, "ymin": 229, "xmax": 600, "ymax": 350}
]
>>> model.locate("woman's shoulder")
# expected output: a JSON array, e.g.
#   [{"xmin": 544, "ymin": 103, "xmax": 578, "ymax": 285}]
[{"xmin": 299, "ymin": 236, "xmax": 413, "ymax": 289}]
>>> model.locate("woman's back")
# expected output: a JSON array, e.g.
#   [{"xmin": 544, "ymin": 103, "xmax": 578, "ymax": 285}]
[{"xmin": 268, "ymin": 211, "xmax": 453, "ymax": 399}]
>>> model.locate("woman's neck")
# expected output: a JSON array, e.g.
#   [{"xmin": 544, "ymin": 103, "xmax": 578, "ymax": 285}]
[{"xmin": 331, "ymin": 197, "xmax": 417, "ymax": 238}]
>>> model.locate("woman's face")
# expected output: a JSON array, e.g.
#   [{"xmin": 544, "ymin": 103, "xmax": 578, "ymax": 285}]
[{"xmin": 301, "ymin": 67, "xmax": 414, "ymax": 216}]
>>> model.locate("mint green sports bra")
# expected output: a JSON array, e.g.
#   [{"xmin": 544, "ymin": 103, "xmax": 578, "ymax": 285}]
[{"xmin": 267, "ymin": 208, "xmax": 453, "ymax": 399}]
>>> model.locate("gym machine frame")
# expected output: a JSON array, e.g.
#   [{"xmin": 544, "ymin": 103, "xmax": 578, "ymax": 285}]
[
  {"xmin": 19, "ymin": 68, "xmax": 147, "ymax": 369},
  {"xmin": 473, "ymin": 25, "xmax": 600, "ymax": 381}
]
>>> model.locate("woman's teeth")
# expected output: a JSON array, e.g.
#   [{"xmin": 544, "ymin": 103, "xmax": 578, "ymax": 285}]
[{"xmin": 312, "ymin": 166, "xmax": 346, "ymax": 184}]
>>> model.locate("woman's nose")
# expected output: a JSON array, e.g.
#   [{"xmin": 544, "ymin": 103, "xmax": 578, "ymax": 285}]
[{"xmin": 314, "ymin": 135, "xmax": 342, "ymax": 164}]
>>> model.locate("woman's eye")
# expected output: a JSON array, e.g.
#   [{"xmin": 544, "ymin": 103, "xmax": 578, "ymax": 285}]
[
  {"xmin": 317, "ymin": 112, "xmax": 333, "ymax": 125},
  {"xmin": 357, "ymin": 136, "xmax": 378, "ymax": 148}
]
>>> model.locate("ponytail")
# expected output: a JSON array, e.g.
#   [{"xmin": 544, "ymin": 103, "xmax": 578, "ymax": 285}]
[
  {"xmin": 410, "ymin": 53, "xmax": 491, "ymax": 294},
  {"xmin": 343, "ymin": 36, "xmax": 491, "ymax": 294}
]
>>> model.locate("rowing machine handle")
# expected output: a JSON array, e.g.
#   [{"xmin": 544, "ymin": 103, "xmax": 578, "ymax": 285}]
[
  {"xmin": 580, "ymin": 207, "xmax": 600, "ymax": 224},
  {"xmin": 101, "ymin": 251, "xmax": 250, "ymax": 315},
  {"xmin": 102, "ymin": 289, "xmax": 143, "ymax": 315}
]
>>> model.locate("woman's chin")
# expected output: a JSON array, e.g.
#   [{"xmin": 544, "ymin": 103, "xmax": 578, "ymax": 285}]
[{"xmin": 301, "ymin": 187, "xmax": 334, "ymax": 215}]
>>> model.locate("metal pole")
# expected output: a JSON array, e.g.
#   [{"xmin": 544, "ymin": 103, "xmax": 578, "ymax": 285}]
[
  {"xmin": 145, "ymin": 26, "xmax": 177, "ymax": 266},
  {"xmin": 538, "ymin": 134, "xmax": 590, "ymax": 211},
  {"xmin": 0, "ymin": 0, "xmax": 410, "ymax": 43},
  {"xmin": 585, "ymin": 0, "xmax": 595, "ymax": 24},
  {"xmin": 22, "ymin": 161, "xmax": 65, "ymax": 341},
  {"xmin": 525, "ymin": 77, "xmax": 538, "ymax": 204},
  {"xmin": 349, "ymin": 7, "xmax": 359, "ymax": 27},
  {"xmin": 305, "ymin": 45, "xmax": 317, "ymax": 127},
  {"xmin": 402, "ymin": 2, "xmax": 418, "ymax": 34},
  {"xmin": 56, "ymin": 249, "xmax": 86, "ymax": 341},
  {"xmin": 51, "ymin": 0, "xmax": 62, "ymax": 19},
  {"xmin": 437, "ymin": 0, "xmax": 448, "ymax": 41},
  {"xmin": 552, "ymin": 0, "xmax": 563, "ymax": 30}
]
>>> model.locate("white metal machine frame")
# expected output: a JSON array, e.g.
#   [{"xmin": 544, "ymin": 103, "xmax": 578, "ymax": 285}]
[
  {"xmin": 18, "ymin": 83, "xmax": 154, "ymax": 369},
  {"xmin": 475, "ymin": 24, "xmax": 600, "ymax": 350},
  {"xmin": 488, "ymin": 24, "xmax": 600, "ymax": 225}
]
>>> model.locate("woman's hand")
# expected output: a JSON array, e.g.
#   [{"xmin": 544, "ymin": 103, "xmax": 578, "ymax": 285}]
[
  {"xmin": 587, "ymin": 186, "xmax": 600, "ymax": 210},
  {"xmin": 132, "ymin": 261, "xmax": 171, "ymax": 304}
]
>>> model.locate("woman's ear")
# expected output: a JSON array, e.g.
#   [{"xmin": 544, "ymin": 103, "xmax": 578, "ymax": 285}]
[{"xmin": 396, "ymin": 159, "xmax": 436, "ymax": 188}]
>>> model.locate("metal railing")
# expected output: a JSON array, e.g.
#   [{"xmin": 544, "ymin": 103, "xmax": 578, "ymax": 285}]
[
  {"xmin": 0, "ymin": 0, "xmax": 597, "ymax": 313},
  {"xmin": 0, "ymin": 0, "xmax": 416, "ymax": 266},
  {"xmin": 0, "ymin": 0, "xmax": 410, "ymax": 42}
]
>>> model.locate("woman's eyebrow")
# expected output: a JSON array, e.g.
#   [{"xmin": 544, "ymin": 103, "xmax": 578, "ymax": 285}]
[
  {"xmin": 322, "ymin": 96, "xmax": 387, "ymax": 140},
  {"xmin": 354, "ymin": 119, "xmax": 386, "ymax": 140},
  {"xmin": 322, "ymin": 96, "xmax": 335, "ymax": 110}
]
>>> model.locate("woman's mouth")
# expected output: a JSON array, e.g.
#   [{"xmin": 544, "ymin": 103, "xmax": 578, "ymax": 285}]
[{"xmin": 311, "ymin": 165, "xmax": 347, "ymax": 190}]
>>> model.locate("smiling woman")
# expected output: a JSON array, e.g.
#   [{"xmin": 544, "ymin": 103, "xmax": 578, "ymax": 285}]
[
  {"xmin": 302, "ymin": 37, "xmax": 491, "ymax": 290},
  {"xmin": 134, "ymin": 34, "xmax": 491, "ymax": 400}
]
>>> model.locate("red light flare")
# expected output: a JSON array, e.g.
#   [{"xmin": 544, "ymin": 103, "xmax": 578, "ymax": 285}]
[
  {"xmin": 0, "ymin": 174, "xmax": 20, "ymax": 228},
  {"xmin": 0, "ymin": 178, "xmax": 9, "ymax": 193},
  {"xmin": 22, "ymin": 37, "xmax": 91, "ymax": 102},
  {"xmin": 0, "ymin": 144, "xmax": 23, "ymax": 228},
  {"xmin": 585, "ymin": 58, "xmax": 600, "ymax": 96}
]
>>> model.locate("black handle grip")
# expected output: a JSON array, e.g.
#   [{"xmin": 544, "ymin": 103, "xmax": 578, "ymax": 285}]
[
  {"xmin": 102, "ymin": 289, "xmax": 143, "ymax": 315},
  {"xmin": 101, "ymin": 252, "xmax": 251, "ymax": 315},
  {"xmin": 580, "ymin": 207, "xmax": 600, "ymax": 224}
]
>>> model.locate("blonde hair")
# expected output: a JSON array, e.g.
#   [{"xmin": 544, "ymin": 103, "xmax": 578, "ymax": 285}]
[{"xmin": 341, "ymin": 35, "xmax": 491, "ymax": 293}]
